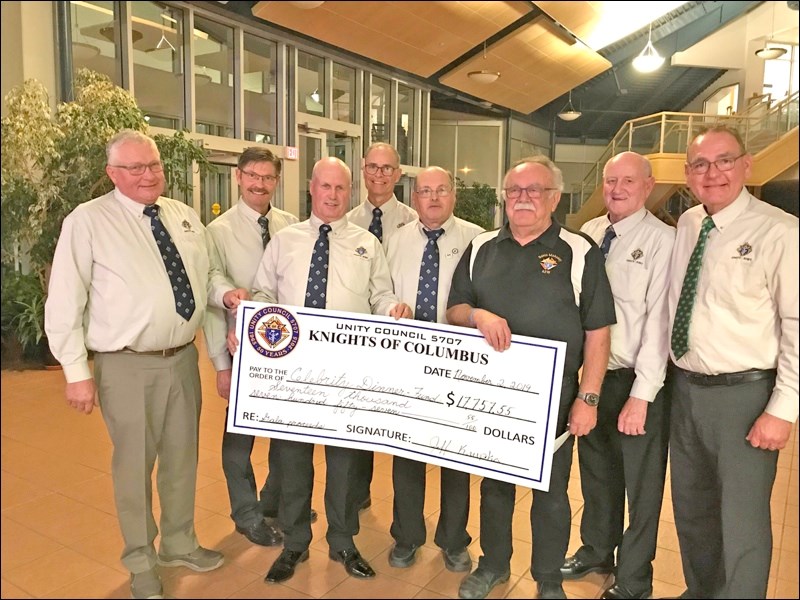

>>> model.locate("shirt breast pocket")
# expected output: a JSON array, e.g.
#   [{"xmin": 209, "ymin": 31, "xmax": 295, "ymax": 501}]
[
  {"xmin": 337, "ymin": 254, "xmax": 371, "ymax": 297},
  {"xmin": 608, "ymin": 261, "xmax": 648, "ymax": 306}
]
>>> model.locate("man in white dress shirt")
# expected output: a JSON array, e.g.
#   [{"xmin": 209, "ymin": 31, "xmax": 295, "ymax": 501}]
[
  {"xmin": 562, "ymin": 152, "xmax": 675, "ymax": 600},
  {"xmin": 44, "ymin": 130, "xmax": 242, "ymax": 599},
  {"xmin": 252, "ymin": 157, "xmax": 412, "ymax": 584},
  {"xmin": 346, "ymin": 142, "xmax": 417, "ymax": 509},
  {"xmin": 667, "ymin": 125, "xmax": 798, "ymax": 599},
  {"xmin": 385, "ymin": 166, "xmax": 483, "ymax": 572},
  {"xmin": 204, "ymin": 147, "xmax": 298, "ymax": 548}
]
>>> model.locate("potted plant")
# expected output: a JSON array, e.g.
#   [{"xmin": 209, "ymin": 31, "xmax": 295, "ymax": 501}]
[
  {"xmin": 1, "ymin": 68, "xmax": 214, "ymax": 369},
  {"xmin": 454, "ymin": 177, "xmax": 499, "ymax": 230}
]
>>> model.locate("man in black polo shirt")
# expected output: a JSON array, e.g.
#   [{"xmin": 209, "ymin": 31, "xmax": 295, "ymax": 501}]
[{"xmin": 447, "ymin": 155, "xmax": 616, "ymax": 600}]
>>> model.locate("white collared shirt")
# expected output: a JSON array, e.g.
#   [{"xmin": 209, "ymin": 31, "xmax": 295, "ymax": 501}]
[
  {"xmin": 204, "ymin": 200, "xmax": 299, "ymax": 370},
  {"xmin": 346, "ymin": 195, "xmax": 417, "ymax": 246},
  {"xmin": 582, "ymin": 208, "xmax": 675, "ymax": 402},
  {"xmin": 386, "ymin": 216, "xmax": 484, "ymax": 324},
  {"xmin": 45, "ymin": 189, "xmax": 229, "ymax": 383},
  {"xmin": 252, "ymin": 214, "xmax": 400, "ymax": 316},
  {"xmin": 668, "ymin": 189, "xmax": 799, "ymax": 422}
]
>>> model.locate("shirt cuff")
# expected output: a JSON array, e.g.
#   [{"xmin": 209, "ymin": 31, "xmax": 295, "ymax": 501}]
[
  {"xmin": 629, "ymin": 379, "xmax": 660, "ymax": 403},
  {"xmin": 766, "ymin": 390, "xmax": 799, "ymax": 423},
  {"xmin": 211, "ymin": 352, "xmax": 233, "ymax": 371},
  {"xmin": 63, "ymin": 360, "xmax": 92, "ymax": 384}
]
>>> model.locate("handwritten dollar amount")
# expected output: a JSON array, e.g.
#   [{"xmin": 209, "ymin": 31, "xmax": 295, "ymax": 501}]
[{"xmin": 446, "ymin": 392, "xmax": 512, "ymax": 416}]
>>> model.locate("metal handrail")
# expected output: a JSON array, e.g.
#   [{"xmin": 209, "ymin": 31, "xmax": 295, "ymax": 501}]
[{"xmin": 575, "ymin": 91, "xmax": 799, "ymax": 209}]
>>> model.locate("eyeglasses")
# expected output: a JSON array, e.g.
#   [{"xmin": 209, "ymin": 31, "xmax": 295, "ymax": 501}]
[
  {"xmin": 415, "ymin": 186, "xmax": 452, "ymax": 199},
  {"xmin": 364, "ymin": 163, "xmax": 397, "ymax": 176},
  {"xmin": 240, "ymin": 170, "xmax": 278, "ymax": 184},
  {"xmin": 503, "ymin": 185, "xmax": 558, "ymax": 200},
  {"xmin": 687, "ymin": 153, "xmax": 746, "ymax": 175},
  {"xmin": 109, "ymin": 161, "xmax": 163, "ymax": 176}
]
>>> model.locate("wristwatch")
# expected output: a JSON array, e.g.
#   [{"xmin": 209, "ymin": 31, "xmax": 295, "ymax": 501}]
[{"xmin": 577, "ymin": 391, "xmax": 600, "ymax": 407}]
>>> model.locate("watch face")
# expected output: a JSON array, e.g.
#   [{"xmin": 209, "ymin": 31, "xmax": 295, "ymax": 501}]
[{"xmin": 581, "ymin": 393, "xmax": 600, "ymax": 406}]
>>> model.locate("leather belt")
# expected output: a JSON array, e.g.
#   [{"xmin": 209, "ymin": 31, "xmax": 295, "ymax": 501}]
[
  {"xmin": 673, "ymin": 365, "xmax": 776, "ymax": 387},
  {"xmin": 118, "ymin": 338, "xmax": 195, "ymax": 358}
]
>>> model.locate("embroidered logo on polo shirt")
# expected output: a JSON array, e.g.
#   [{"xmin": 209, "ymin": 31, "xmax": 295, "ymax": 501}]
[
  {"xmin": 539, "ymin": 253, "xmax": 561, "ymax": 274},
  {"xmin": 736, "ymin": 242, "xmax": 752, "ymax": 258},
  {"xmin": 182, "ymin": 220, "xmax": 194, "ymax": 232},
  {"xmin": 354, "ymin": 246, "xmax": 369, "ymax": 259},
  {"xmin": 630, "ymin": 248, "xmax": 643, "ymax": 261}
]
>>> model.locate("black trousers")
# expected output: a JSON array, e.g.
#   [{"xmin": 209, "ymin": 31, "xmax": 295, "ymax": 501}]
[
  {"xmin": 668, "ymin": 367, "xmax": 778, "ymax": 599},
  {"xmin": 221, "ymin": 409, "xmax": 281, "ymax": 527},
  {"xmin": 575, "ymin": 368, "xmax": 669, "ymax": 593},
  {"xmin": 476, "ymin": 379, "xmax": 577, "ymax": 583},
  {"xmin": 390, "ymin": 456, "xmax": 471, "ymax": 551}
]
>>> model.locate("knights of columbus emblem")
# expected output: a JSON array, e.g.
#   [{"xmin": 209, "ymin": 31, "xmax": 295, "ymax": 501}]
[
  {"xmin": 355, "ymin": 246, "xmax": 367, "ymax": 257},
  {"xmin": 539, "ymin": 253, "xmax": 561, "ymax": 273},
  {"xmin": 631, "ymin": 248, "xmax": 643, "ymax": 261},
  {"xmin": 737, "ymin": 242, "xmax": 752, "ymax": 257},
  {"xmin": 258, "ymin": 316, "xmax": 290, "ymax": 348}
]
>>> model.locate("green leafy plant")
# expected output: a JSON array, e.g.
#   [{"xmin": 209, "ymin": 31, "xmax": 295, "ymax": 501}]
[
  {"xmin": 1, "ymin": 268, "xmax": 45, "ymax": 357},
  {"xmin": 454, "ymin": 177, "xmax": 499, "ymax": 230},
  {"xmin": 1, "ymin": 69, "xmax": 214, "ymax": 364}
]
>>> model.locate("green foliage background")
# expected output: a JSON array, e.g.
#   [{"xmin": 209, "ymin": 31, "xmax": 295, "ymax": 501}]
[{"xmin": 453, "ymin": 177, "xmax": 499, "ymax": 230}]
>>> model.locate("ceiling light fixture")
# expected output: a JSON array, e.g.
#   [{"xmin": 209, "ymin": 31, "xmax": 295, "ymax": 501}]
[
  {"xmin": 146, "ymin": 13, "xmax": 176, "ymax": 53},
  {"xmin": 557, "ymin": 90, "xmax": 582, "ymax": 121},
  {"xmin": 755, "ymin": 1, "xmax": 787, "ymax": 59},
  {"xmin": 632, "ymin": 22, "xmax": 664, "ymax": 73},
  {"xmin": 467, "ymin": 41, "xmax": 500, "ymax": 84}
]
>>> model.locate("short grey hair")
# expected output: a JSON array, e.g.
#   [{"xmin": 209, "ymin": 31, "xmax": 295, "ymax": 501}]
[
  {"xmin": 364, "ymin": 142, "xmax": 400, "ymax": 166},
  {"xmin": 507, "ymin": 155, "xmax": 564, "ymax": 191},
  {"xmin": 106, "ymin": 129, "xmax": 157, "ymax": 163}
]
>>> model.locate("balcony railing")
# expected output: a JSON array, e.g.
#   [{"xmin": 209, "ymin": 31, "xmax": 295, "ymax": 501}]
[{"xmin": 575, "ymin": 91, "xmax": 799, "ymax": 210}]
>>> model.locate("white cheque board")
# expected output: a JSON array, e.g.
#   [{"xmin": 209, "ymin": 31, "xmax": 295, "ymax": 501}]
[{"xmin": 228, "ymin": 301, "xmax": 566, "ymax": 490}]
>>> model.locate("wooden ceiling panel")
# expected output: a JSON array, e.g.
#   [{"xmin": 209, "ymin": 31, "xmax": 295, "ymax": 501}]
[
  {"xmin": 439, "ymin": 16, "xmax": 611, "ymax": 115},
  {"xmin": 534, "ymin": 1, "xmax": 603, "ymax": 42},
  {"xmin": 251, "ymin": 1, "xmax": 532, "ymax": 77}
]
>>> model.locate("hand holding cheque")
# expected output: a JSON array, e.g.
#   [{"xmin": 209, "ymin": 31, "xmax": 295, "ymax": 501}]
[{"xmin": 228, "ymin": 301, "xmax": 567, "ymax": 490}]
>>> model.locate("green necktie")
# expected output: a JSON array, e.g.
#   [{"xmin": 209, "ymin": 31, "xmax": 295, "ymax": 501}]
[{"xmin": 671, "ymin": 216, "xmax": 715, "ymax": 359}]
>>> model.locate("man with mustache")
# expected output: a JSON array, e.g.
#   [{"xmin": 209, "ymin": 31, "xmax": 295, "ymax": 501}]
[{"xmin": 447, "ymin": 156, "xmax": 615, "ymax": 599}]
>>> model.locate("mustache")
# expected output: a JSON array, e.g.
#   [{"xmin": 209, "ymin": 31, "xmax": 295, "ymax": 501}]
[{"xmin": 513, "ymin": 202, "xmax": 536, "ymax": 211}]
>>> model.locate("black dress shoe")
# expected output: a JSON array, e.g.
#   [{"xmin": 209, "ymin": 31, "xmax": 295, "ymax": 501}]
[
  {"xmin": 537, "ymin": 581, "xmax": 567, "ymax": 599},
  {"xmin": 235, "ymin": 520, "xmax": 282, "ymax": 547},
  {"xmin": 388, "ymin": 544, "xmax": 418, "ymax": 568},
  {"xmin": 329, "ymin": 548, "xmax": 376, "ymax": 578},
  {"xmin": 601, "ymin": 584, "xmax": 653, "ymax": 599},
  {"xmin": 264, "ymin": 548, "xmax": 309, "ymax": 583},
  {"xmin": 560, "ymin": 554, "xmax": 614, "ymax": 580}
]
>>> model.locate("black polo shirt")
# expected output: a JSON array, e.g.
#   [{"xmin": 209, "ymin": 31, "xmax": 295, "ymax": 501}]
[{"xmin": 448, "ymin": 220, "xmax": 616, "ymax": 375}]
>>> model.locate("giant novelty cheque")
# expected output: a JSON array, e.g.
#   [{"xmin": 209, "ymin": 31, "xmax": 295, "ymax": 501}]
[{"xmin": 228, "ymin": 301, "xmax": 566, "ymax": 490}]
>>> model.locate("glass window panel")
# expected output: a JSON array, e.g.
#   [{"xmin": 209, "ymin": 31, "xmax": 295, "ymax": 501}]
[
  {"xmin": 397, "ymin": 84, "xmax": 414, "ymax": 165},
  {"xmin": 194, "ymin": 16, "xmax": 234, "ymax": 138},
  {"xmin": 370, "ymin": 76, "xmax": 391, "ymax": 144},
  {"xmin": 332, "ymin": 63, "xmax": 356, "ymax": 123},
  {"xmin": 131, "ymin": 2, "xmax": 185, "ymax": 129},
  {"xmin": 298, "ymin": 51, "xmax": 325, "ymax": 117},
  {"xmin": 456, "ymin": 125, "xmax": 500, "ymax": 186},
  {"xmin": 70, "ymin": 1, "xmax": 119, "ymax": 85},
  {"xmin": 243, "ymin": 33, "xmax": 278, "ymax": 144},
  {"xmin": 428, "ymin": 123, "xmax": 456, "ymax": 174}
]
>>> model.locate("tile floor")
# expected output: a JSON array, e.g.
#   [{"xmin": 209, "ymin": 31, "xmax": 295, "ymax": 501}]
[{"xmin": 2, "ymin": 335, "xmax": 798, "ymax": 599}]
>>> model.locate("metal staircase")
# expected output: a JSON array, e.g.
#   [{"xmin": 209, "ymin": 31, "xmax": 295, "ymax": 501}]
[{"xmin": 565, "ymin": 91, "xmax": 799, "ymax": 229}]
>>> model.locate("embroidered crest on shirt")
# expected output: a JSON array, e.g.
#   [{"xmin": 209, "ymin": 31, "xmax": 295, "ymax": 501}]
[
  {"xmin": 736, "ymin": 242, "xmax": 752, "ymax": 258},
  {"xmin": 630, "ymin": 248, "xmax": 643, "ymax": 261},
  {"xmin": 181, "ymin": 219, "xmax": 193, "ymax": 232},
  {"xmin": 539, "ymin": 253, "xmax": 561, "ymax": 274},
  {"xmin": 354, "ymin": 246, "xmax": 369, "ymax": 259}
]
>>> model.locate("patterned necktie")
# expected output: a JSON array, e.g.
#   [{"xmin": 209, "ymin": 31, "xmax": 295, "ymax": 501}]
[
  {"xmin": 143, "ymin": 204, "xmax": 196, "ymax": 321},
  {"xmin": 415, "ymin": 228, "xmax": 445, "ymax": 322},
  {"xmin": 258, "ymin": 215, "xmax": 271, "ymax": 249},
  {"xmin": 304, "ymin": 224, "xmax": 332, "ymax": 308},
  {"xmin": 671, "ymin": 216, "xmax": 715, "ymax": 359},
  {"xmin": 599, "ymin": 225, "xmax": 616, "ymax": 259},
  {"xmin": 369, "ymin": 207, "xmax": 383, "ymax": 242}
]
